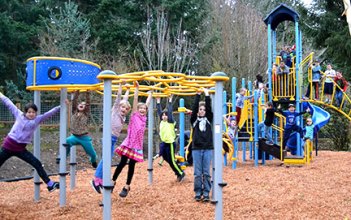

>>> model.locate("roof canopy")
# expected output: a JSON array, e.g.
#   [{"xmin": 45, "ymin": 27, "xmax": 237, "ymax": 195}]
[{"xmin": 263, "ymin": 3, "xmax": 299, "ymax": 30}]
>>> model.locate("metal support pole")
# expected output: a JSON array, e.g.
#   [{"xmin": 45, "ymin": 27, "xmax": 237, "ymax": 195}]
[
  {"xmin": 70, "ymin": 145, "xmax": 76, "ymax": 190},
  {"xmin": 147, "ymin": 97, "xmax": 154, "ymax": 185},
  {"xmin": 99, "ymin": 70, "xmax": 116, "ymax": 220},
  {"xmin": 254, "ymin": 90, "xmax": 259, "ymax": 167},
  {"xmin": 179, "ymin": 98, "xmax": 185, "ymax": 157},
  {"xmin": 231, "ymin": 77, "xmax": 237, "ymax": 169},
  {"xmin": 59, "ymin": 88, "xmax": 68, "ymax": 207},
  {"xmin": 33, "ymin": 91, "xmax": 41, "ymax": 201},
  {"xmin": 212, "ymin": 72, "xmax": 227, "ymax": 220}
]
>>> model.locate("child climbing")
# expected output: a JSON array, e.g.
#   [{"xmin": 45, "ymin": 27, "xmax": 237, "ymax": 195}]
[
  {"xmin": 112, "ymin": 81, "xmax": 152, "ymax": 198},
  {"xmin": 258, "ymin": 101, "xmax": 276, "ymax": 145},
  {"xmin": 235, "ymin": 88, "xmax": 254, "ymax": 124},
  {"xmin": 65, "ymin": 90, "xmax": 97, "ymax": 168},
  {"xmin": 0, "ymin": 92, "xmax": 61, "ymax": 192},
  {"xmin": 156, "ymin": 95, "xmax": 185, "ymax": 182},
  {"xmin": 277, "ymin": 103, "xmax": 310, "ymax": 151},
  {"xmin": 224, "ymin": 116, "xmax": 238, "ymax": 142},
  {"xmin": 190, "ymin": 88, "xmax": 213, "ymax": 202},
  {"xmin": 91, "ymin": 83, "xmax": 131, "ymax": 194}
]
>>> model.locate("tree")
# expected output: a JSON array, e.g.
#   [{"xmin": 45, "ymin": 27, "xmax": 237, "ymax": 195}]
[{"xmin": 39, "ymin": 1, "xmax": 96, "ymax": 60}]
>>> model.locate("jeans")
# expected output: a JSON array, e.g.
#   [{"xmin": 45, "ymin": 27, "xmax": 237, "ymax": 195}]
[
  {"xmin": 258, "ymin": 122, "xmax": 272, "ymax": 143},
  {"xmin": 192, "ymin": 149, "xmax": 213, "ymax": 197},
  {"xmin": 94, "ymin": 135, "xmax": 118, "ymax": 179},
  {"xmin": 0, "ymin": 148, "xmax": 51, "ymax": 184},
  {"xmin": 66, "ymin": 134, "xmax": 97, "ymax": 163},
  {"xmin": 336, "ymin": 91, "xmax": 343, "ymax": 107}
]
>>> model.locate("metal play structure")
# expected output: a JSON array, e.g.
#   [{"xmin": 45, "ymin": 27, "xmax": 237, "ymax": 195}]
[{"xmin": 25, "ymin": 56, "xmax": 230, "ymax": 220}]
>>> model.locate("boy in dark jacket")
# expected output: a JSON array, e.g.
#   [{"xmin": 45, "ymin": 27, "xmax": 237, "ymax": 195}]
[
  {"xmin": 278, "ymin": 104, "xmax": 310, "ymax": 151},
  {"xmin": 190, "ymin": 88, "xmax": 213, "ymax": 202}
]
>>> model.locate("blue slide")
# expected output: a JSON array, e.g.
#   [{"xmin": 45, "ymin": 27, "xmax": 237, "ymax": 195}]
[{"xmin": 287, "ymin": 102, "xmax": 330, "ymax": 154}]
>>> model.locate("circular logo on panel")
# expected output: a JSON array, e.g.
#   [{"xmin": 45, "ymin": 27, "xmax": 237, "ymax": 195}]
[{"xmin": 48, "ymin": 67, "xmax": 62, "ymax": 80}]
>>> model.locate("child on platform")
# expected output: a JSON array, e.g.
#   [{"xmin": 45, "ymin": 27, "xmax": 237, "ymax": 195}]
[
  {"xmin": 303, "ymin": 117, "xmax": 314, "ymax": 141},
  {"xmin": 65, "ymin": 90, "xmax": 97, "ymax": 168},
  {"xmin": 235, "ymin": 88, "xmax": 253, "ymax": 124},
  {"xmin": 112, "ymin": 81, "xmax": 152, "ymax": 198},
  {"xmin": 156, "ymin": 95, "xmax": 185, "ymax": 182},
  {"xmin": 91, "ymin": 83, "xmax": 131, "ymax": 194},
  {"xmin": 278, "ymin": 104, "xmax": 310, "ymax": 151},
  {"xmin": 224, "ymin": 116, "xmax": 238, "ymax": 142},
  {"xmin": 0, "ymin": 92, "xmax": 61, "ymax": 192},
  {"xmin": 190, "ymin": 88, "xmax": 213, "ymax": 202},
  {"xmin": 258, "ymin": 102, "xmax": 276, "ymax": 145}
]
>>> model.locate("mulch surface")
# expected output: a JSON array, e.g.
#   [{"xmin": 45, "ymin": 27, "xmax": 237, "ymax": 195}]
[{"xmin": 0, "ymin": 151, "xmax": 350, "ymax": 220}]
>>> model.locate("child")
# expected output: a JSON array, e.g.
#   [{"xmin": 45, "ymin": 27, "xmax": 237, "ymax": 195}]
[
  {"xmin": 156, "ymin": 95, "xmax": 185, "ymax": 182},
  {"xmin": 303, "ymin": 118, "xmax": 314, "ymax": 141},
  {"xmin": 112, "ymin": 81, "xmax": 152, "ymax": 198},
  {"xmin": 224, "ymin": 116, "xmax": 238, "ymax": 142},
  {"xmin": 91, "ymin": 83, "xmax": 131, "ymax": 194},
  {"xmin": 65, "ymin": 90, "xmax": 97, "ymax": 168},
  {"xmin": 235, "ymin": 88, "xmax": 253, "ymax": 124},
  {"xmin": 258, "ymin": 102, "xmax": 276, "ymax": 145},
  {"xmin": 0, "ymin": 92, "xmax": 60, "ymax": 192},
  {"xmin": 278, "ymin": 104, "xmax": 310, "ymax": 151},
  {"xmin": 190, "ymin": 88, "xmax": 213, "ymax": 202}
]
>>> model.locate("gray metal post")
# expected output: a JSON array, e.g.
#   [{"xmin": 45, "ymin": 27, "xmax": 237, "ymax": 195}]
[
  {"xmin": 70, "ymin": 145, "xmax": 76, "ymax": 190},
  {"xmin": 148, "ymin": 97, "xmax": 154, "ymax": 184},
  {"xmin": 59, "ymin": 88, "xmax": 68, "ymax": 207},
  {"xmin": 210, "ymin": 90, "xmax": 216, "ymax": 200},
  {"xmin": 33, "ymin": 91, "xmax": 41, "ymax": 201},
  {"xmin": 99, "ymin": 70, "xmax": 116, "ymax": 220},
  {"xmin": 212, "ymin": 72, "xmax": 227, "ymax": 220}
]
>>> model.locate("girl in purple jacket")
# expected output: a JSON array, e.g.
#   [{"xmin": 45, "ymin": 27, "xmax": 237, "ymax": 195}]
[{"xmin": 0, "ymin": 92, "xmax": 61, "ymax": 192}]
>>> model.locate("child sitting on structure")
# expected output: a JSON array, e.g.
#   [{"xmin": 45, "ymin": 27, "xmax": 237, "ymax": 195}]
[
  {"xmin": 258, "ymin": 101, "xmax": 276, "ymax": 145},
  {"xmin": 156, "ymin": 95, "xmax": 185, "ymax": 182}
]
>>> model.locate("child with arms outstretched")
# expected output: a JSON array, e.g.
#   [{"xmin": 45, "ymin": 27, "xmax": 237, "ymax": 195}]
[
  {"xmin": 156, "ymin": 95, "xmax": 185, "ymax": 182},
  {"xmin": 0, "ymin": 92, "xmax": 61, "ymax": 192},
  {"xmin": 112, "ymin": 81, "xmax": 152, "ymax": 198},
  {"xmin": 190, "ymin": 88, "xmax": 213, "ymax": 202},
  {"xmin": 91, "ymin": 83, "xmax": 131, "ymax": 193},
  {"xmin": 65, "ymin": 90, "xmax": 97, "ymax": 168}
]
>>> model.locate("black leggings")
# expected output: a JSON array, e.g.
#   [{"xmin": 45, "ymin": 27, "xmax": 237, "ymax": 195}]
[
  {"xmin": 0, "ymin": 148, "xmax": 51, "ymax": 184},
  {"xmin": 112, "ymin": 155, "xmax": 136, "ymax": 185}
]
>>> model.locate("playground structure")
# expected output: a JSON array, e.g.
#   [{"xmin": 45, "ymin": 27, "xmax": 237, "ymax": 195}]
[{"xmin": 13, "ymin": 3, "xmax": 351, "ymax": 220}]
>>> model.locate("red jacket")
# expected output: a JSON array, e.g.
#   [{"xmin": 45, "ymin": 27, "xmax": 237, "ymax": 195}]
[{"xmin": 334, "ymin": 76, "xmax": 348, "ymax": 92}]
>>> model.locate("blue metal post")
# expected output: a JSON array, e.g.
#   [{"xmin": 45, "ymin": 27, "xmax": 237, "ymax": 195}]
[
  {"xmin": 223, "ymin": 91, "xmax": 227, "ymax": 166},
  {"xmin": 295, "ymin": 20, "xmax": 301, "ymax": 156},
  {"xmin": 179, "ymin": 98, "xmax": 185, "ymax": 158},
  {"xmin": 272, "ymin": 30, "xmax": 277, "ymax": 59},
  {"xmin": 231, "ymin": 77, "xmax": 237, "ymax": 169},
  {"xmin": 248, "ymin": 81, "xmax": 253, "ymax": 160},
  {"xmin": 268, "ymin": 24, "xmax": 273, "ymax": 102},
  {"xmin": 254, "ymin": 90, "xmax": 259, "ymax": 167}
]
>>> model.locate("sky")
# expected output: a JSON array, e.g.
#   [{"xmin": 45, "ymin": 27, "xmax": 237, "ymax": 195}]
[{"xmin": 302, "ymin": 0, "xmax": 313, "ymax": 7}]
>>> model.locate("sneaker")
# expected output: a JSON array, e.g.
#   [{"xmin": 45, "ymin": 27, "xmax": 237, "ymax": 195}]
[
  {"xmin": 47, "ymin": 182, "xmax": 60, "ymax": 192},
  {"xmin": 324, "ymin": 98, "xmax": 329, "ymax": 104},
  {"xmin": 203, "ymin": 196, "xmax": 210, "ymax": 202},
  {"xmin": 194, "ymin": 195, "xmax": 202, "ymax": 201},
  {"xmin": 119, "ymin": 186, "xmax": 130, "ymax": 198},
  {"xmin": 90, "ymin": 180, "xmax": 102, "ymax": 194},
  {"xmin": 177, "ymin": 172, "xmax": 186, "ymax": 182},
  {"xmin": 265, "ymin": 141, "xmax": 274, "ymax": 145},
  {"xmin": 92, "ymin": 162, "xmax": 97, "ymax": 168}
]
